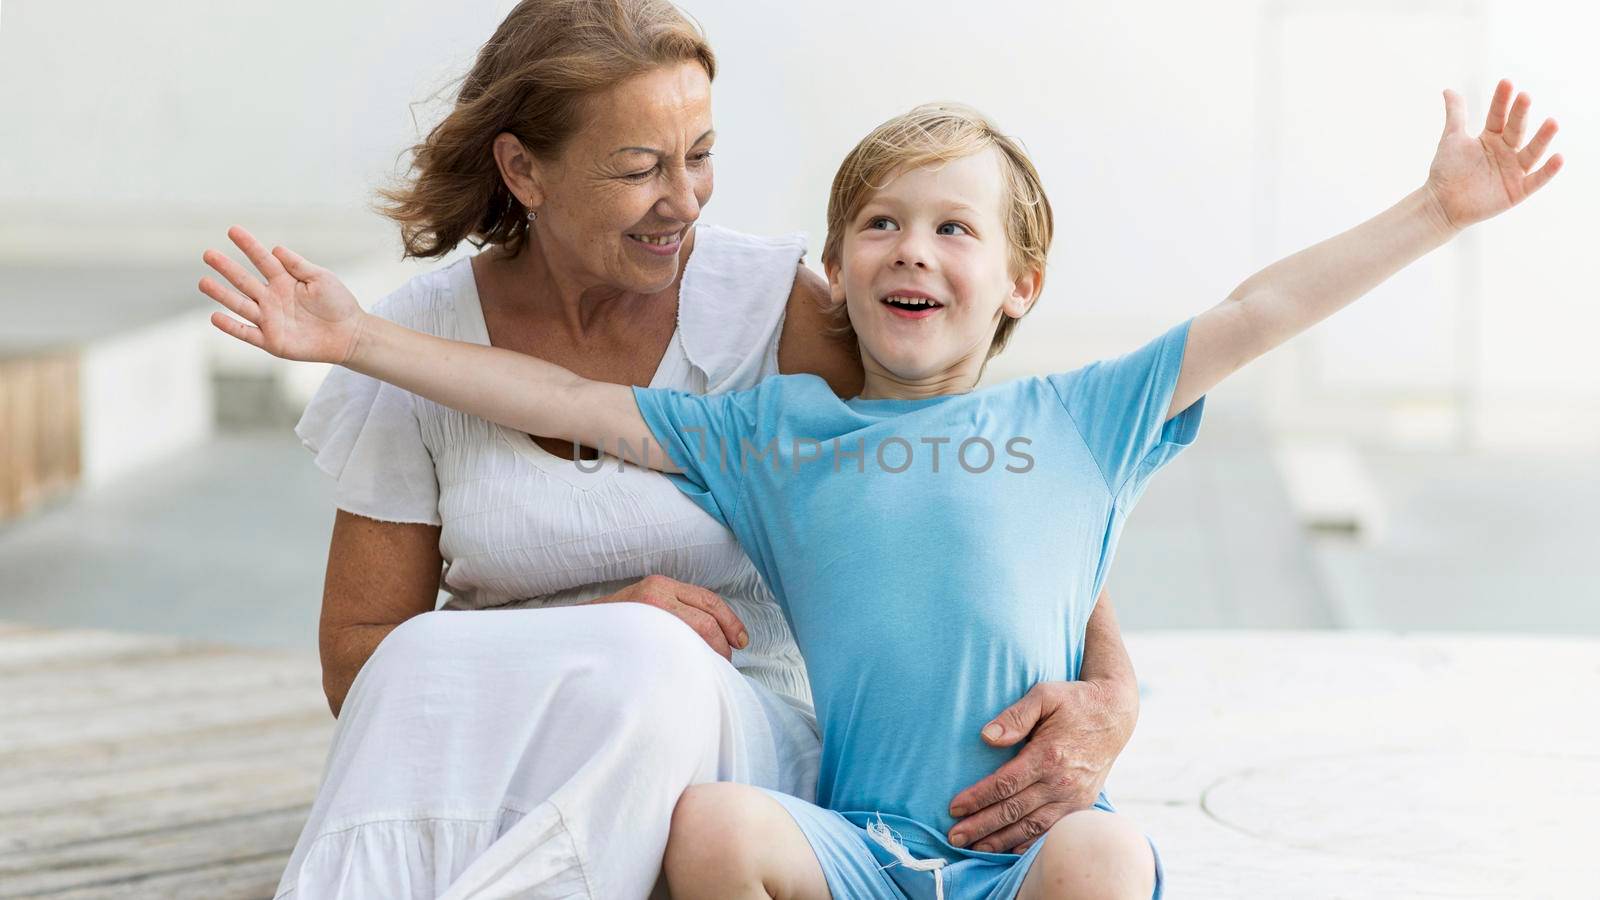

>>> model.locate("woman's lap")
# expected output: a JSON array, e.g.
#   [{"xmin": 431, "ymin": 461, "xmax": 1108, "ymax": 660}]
[{"xmin": 276, "ymin": 603, "xmax": 820, "ymax": 900}]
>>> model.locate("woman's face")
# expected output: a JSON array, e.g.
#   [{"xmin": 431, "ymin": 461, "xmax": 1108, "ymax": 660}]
[{"xmin": 528, "ymin": 61, "xmax": 715, "ymax": 295}]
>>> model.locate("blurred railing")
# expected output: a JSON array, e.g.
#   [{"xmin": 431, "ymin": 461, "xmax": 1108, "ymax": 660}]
[{"xmin": 0, "ymin": 350, "xmax": 80, "ymax": 520}]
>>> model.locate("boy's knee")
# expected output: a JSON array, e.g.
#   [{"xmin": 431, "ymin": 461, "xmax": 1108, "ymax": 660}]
[
  {"xmin": 665, "ymin": 783, "xmax": 766, "ymax": 884},
  {"xmin": 1030, "ymin": 810, "xmax": 1155, "ymax": 900},
  {"xmin": 671, "ymin": 783, "xmax": 744, "ymax": 841}
]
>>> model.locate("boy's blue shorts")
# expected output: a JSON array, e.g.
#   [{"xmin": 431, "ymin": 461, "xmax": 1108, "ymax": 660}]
[{"xmin": 757, "ymin": 787, "xmax": 1164, "ymax": 900}]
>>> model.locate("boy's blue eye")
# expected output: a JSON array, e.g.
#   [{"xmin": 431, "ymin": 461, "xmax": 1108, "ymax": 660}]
[
  {"xmin": 937, "ymin": 222, "xmax": 969, "ymax": 236},
  {"xmin": 867, "ymin": 217, "xmax": 897, "ymax": 230}
]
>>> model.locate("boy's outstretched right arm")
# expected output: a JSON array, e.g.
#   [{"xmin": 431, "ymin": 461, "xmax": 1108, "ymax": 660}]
[
  {"xmin": 199, "ymin": 226, "xmax": 677, "ymax": 473},
  {"xmin": 1164, "ymin": 79, "xmax": 1561, "ymax": 421}
]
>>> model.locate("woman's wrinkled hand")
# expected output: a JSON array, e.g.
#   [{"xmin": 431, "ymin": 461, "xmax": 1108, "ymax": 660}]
[
  {"xmin": 1425, "ymin": 78, "xmax": 1563, "ymax": 233},
  {"xmin": 199, "ymin": 225, "xmax": 367, "ymax": 365},
  {"xmin": 583, "ymin": 574, "xmax": 749, "ymax": 661},
  {"xmin": 946, "ymin": 679, "xmax": 1136, "ymax": 854}
]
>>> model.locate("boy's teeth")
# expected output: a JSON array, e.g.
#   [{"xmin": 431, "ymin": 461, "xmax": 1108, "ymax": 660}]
[{"xmin": 886, "ymin": 295, "xmax": 938, "ymax": 307}]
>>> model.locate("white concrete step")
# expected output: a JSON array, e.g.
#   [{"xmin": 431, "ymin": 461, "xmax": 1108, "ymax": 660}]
[{"xmin": 1119, "ymin": 631, "xmax": 1600, "ymax": 897}]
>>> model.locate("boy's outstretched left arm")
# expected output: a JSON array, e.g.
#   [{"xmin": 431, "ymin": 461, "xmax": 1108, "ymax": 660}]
[{"xmin": 1168, "ymin": 78, "xmax": 1563, "ymax": 419}]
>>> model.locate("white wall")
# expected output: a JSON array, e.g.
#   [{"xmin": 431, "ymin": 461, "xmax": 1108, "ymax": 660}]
[
  {"xmin": 2, "ymin": 0, "xmax": 1593, "ymax": 448},
  {"xmin": 79, "ymin": 314, "xmax": 214, "ymax": 486}
]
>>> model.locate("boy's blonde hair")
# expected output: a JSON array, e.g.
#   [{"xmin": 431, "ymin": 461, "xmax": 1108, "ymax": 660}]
[{"xmin": 819, "ymin": 103, "xmax": 1054, "ymax": 360}]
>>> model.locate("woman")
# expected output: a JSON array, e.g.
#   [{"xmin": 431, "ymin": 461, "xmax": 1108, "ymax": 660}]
[{"xmin": 268, "ymin": 1, "xmax": 1142, "ymax": 897}]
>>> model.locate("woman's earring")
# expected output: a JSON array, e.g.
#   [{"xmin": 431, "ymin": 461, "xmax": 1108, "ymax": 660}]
[{"xmin": 526, "ymin": 209, "xmax": 538, "ymax": 223}]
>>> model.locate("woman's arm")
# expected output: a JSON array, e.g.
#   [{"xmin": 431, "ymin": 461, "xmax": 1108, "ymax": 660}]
[
  {"xmin": 319, "ymin": 511, "xmax": 443, "ymax": 717},
  {"xmin": 200, "ymin": 227, "xmax": 672, "ymax": 470},
  {"xmin": 778, "ymin": 263, "xmax": 864, "ymax": 397},
  {"xmin": 1078, "ymin": 590, "xmax": 1140, "ymax": 723},
  {"xmin": 1168, "ymin": 80, "xmax": 1561, "ymax": 418},
  {"xmin": 945, "ymin": 587, "xmax": 1139, "ymax": 854},
  {"xmin": 319, "ymin": 512, "xmax": 754, "ymax": 716}
]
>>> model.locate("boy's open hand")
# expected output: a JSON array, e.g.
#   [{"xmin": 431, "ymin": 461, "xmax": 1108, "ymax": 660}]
[
  {"xmin": 199, "ymin": 226, "xmax": 366, "ymax": 365},
  {"xmin": 1426, "ymin": 78, "xmax": 1563, "ymax": 232}
]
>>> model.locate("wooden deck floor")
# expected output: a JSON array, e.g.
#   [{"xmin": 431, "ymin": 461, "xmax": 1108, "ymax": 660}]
[
  {"xmin": 0, "ymin": 623, "xmax": 331, "ymax": 899},
  {"xmin": 2, "ymin": 623, "xmax": 1596, "ymax": 898}
]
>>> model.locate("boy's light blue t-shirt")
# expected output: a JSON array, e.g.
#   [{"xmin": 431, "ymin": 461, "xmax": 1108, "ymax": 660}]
[{"xmin": 632, "ymin": 318, "xmax": 1204, "ymax": 863}]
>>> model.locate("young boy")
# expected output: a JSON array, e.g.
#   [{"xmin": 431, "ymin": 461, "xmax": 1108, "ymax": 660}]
[{"xmin": 201, "ymin": 80, "xmax": 1559, "ymax": 900}]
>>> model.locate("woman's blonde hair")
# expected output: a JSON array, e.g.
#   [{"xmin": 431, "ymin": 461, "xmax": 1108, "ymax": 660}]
[
  {"xmin": 378, "ymin": 0, "xmax": 715, "ymax": 259},
  {"xmin": 820, "ymin": 103, "xmax": 1054, "ymax": 359}
]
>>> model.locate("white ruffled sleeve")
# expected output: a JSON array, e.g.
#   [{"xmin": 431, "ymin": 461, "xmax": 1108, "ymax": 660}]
[
  {"xmin": 293, "ymin": 286, "xmax": 443, "ymax": 526},
  {"xmin": 677, "ymin": 224, "xmax": 807, "ymax": 392}
]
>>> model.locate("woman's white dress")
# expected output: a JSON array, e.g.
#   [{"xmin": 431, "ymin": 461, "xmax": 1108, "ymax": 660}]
[{"xmin": 276, "ymin": 225, "xmax": 822, "ymax": 899}]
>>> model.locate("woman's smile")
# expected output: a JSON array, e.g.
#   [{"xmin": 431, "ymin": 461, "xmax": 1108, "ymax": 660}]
[{"xmin": 627, "ymin": 227, "xmax": 687, "ymax": 256}]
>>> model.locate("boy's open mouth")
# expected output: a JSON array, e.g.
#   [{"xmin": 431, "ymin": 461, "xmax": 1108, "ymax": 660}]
[{"xmin": 881, "ymin": 292, "xmax": 945, "ymax": 319}]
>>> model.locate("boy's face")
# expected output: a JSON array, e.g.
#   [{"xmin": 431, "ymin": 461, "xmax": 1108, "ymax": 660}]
[{"xmin": 827, "ymin": 147, "xmax": 1039, "ymax": 388}]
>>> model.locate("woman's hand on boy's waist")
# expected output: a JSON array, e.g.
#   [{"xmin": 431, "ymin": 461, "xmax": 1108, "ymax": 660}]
[{"xmin": 945, "ymin": 678, "xmax": 1136, "ymax": 854}]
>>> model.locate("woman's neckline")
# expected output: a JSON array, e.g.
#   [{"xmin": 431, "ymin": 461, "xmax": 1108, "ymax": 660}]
[
  {"xmin": 446, "ymin": 236, "xmax": 697, "ymax": 477},
  {"xmin": 458, "ymin": 234, "xmax": 694, "ymax": 388}
]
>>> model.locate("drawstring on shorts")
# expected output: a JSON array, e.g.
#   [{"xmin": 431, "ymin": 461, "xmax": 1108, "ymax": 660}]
[{"xmin": 866, "ymin": 813, "xmax": 947, "ymax": 900}]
